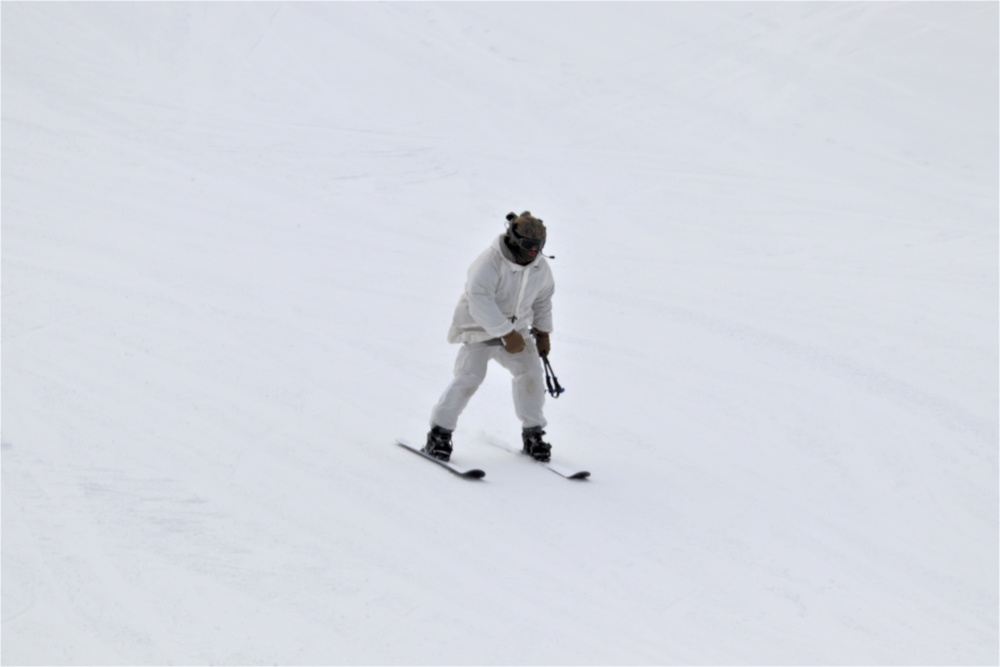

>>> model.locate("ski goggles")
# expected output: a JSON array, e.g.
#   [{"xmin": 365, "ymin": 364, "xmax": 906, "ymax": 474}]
[{"xmin": 511, "ymin": 229, "xmax": 545, "ymax": 252}]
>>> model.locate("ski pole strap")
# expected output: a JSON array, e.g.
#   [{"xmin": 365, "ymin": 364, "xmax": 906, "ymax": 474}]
[{"xmin": 540, "ymin": 353, "xmax": 565, "ymax": 398}]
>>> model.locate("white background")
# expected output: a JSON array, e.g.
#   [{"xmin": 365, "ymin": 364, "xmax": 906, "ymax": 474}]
[{"xmin": 2, "ymin": 3, "xmax": 997, "ymax": 664}]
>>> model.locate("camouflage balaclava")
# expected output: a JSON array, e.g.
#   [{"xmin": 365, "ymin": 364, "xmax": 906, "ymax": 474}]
[{"xmin": 504, "ymin": 211, "xmax": 547, "ymax": 264}]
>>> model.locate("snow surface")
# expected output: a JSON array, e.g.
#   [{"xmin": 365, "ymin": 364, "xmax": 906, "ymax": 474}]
[{"xmin": 2, "ymin": 2, "xmax": 997, "ymax": 664}]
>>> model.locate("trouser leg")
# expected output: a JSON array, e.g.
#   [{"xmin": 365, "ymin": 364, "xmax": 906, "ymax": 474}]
[
  {"xmin": 429, "ymin": 343, "xmax": 491, "ymax": 430},
  {"xmin": 494, "ymin": 337, "xmax": 547, "ymax": 429}
]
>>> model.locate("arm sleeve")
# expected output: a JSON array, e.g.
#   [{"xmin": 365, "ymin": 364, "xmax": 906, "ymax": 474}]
[
  {"xmin": 531, "ymin": 271, "xmax": 555, "ymax": 333},
  {"xmin": 466, "ymin": 258, "xmax": 516, "ymax": 338}
]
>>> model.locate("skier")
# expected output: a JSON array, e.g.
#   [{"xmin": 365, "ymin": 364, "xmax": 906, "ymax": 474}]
[{"xmin": 424, "ymin": 211, "xmax": 555, "ymax": 463}]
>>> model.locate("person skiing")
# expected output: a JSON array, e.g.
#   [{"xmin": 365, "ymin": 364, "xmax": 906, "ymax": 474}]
[{"xmin": 424, "ymin": 211, "xmax": 555, "ymax": 463}]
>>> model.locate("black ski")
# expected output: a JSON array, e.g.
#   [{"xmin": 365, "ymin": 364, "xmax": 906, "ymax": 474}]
[
  {"xmin": 396, "ymin": 439, "xmax": 485, "ymax": 479},
  {"xmin": 483, "ymin": 435, "xmax": 590, "ymax": 480}
]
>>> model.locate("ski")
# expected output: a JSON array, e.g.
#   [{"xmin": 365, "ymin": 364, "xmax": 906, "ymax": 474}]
[
  {"xmin": 483, "ymin": 435, "xmax": 590, "ymax": 480},
  {"xmin": 396, "ymin": 438, "xmax": 485, "ymax": 479}
]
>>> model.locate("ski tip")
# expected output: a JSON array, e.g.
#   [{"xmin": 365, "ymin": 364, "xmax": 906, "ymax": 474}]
[{"xmin": 397, "ymin": 438, "xmax": 486, "ymax": 480}]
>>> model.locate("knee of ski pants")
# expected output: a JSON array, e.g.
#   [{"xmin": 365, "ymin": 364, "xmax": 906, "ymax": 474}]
[{"xmin": 452, "ymin": 344, "xmax": 491, "ymax": 388}]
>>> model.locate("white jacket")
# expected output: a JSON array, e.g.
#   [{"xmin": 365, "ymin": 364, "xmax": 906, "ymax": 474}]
[{"xmin": 447, "ymin": 235, "xmax": 554, "ymax": 344}]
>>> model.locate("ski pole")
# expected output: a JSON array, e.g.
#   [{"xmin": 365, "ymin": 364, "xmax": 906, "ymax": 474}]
[{"xmin": 540, "ymin": 353, "xmax": 565, "ymax": 398}]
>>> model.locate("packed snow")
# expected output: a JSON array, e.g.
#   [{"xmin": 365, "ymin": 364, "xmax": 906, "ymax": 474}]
[{"xmin": 2, "ymin": 2, "xmax": 997, "ymax": 664}]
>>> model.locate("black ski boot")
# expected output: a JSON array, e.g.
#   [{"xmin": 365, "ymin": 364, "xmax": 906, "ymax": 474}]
[
  {"xmin": 423, "ymin": 425, "xmax": 453, "ymax": 462},
  {"xmin": 522, "ymin": 426, "xmax": 552, "ymax": 462}
]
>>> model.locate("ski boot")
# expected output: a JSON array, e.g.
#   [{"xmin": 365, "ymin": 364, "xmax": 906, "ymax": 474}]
[
  {"xmin": 522, "ymin": 426, "xmax": 552, "ymax": 462},
  {"xmin": 423, "ymin": 425, "xmax": 453, "ymax": 462}
]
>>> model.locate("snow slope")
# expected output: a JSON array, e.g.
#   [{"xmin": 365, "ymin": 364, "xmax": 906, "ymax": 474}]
[{"xmin": 2, "ymin": 2, "xmax": 997, "ymax": 664}]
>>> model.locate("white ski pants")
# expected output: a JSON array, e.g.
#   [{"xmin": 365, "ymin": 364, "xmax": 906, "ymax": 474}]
[{"xmin": 430, "ymin": 339, "xmax": 547, "ymax": 431}]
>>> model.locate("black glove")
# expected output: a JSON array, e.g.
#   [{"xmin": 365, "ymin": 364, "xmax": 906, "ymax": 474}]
[
  {"xmin": 501, "ymin": 330, "xmax": 525, "ymax": 353},
  {"xmin": 531, "ymin": 328, "xmax": 550, "ymax": 356}
]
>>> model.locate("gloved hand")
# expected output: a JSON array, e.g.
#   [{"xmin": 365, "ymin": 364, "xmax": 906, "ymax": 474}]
[
  {"xmin": 501, "ymin": 329, "xmax": 525, "ymax": 353},
  {"xmin": 532, "ymin": 329, "xmax": 551, "ymax": 356}
]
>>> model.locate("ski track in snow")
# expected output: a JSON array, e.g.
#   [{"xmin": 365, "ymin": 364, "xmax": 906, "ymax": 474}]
[{"xmin": 2, "ymin": 2, "xmax": 997, "ymax": 665}]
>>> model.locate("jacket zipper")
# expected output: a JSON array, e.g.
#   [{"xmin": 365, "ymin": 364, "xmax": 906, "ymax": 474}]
[{"xmin": 509, "ymin": 266, "xmax": 530, "ymax": 324}]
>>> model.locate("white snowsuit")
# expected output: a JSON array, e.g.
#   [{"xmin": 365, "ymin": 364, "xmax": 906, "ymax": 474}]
[{"xmin": 430, "ymin": 235, "xmax": 554, "ymax": 431}]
